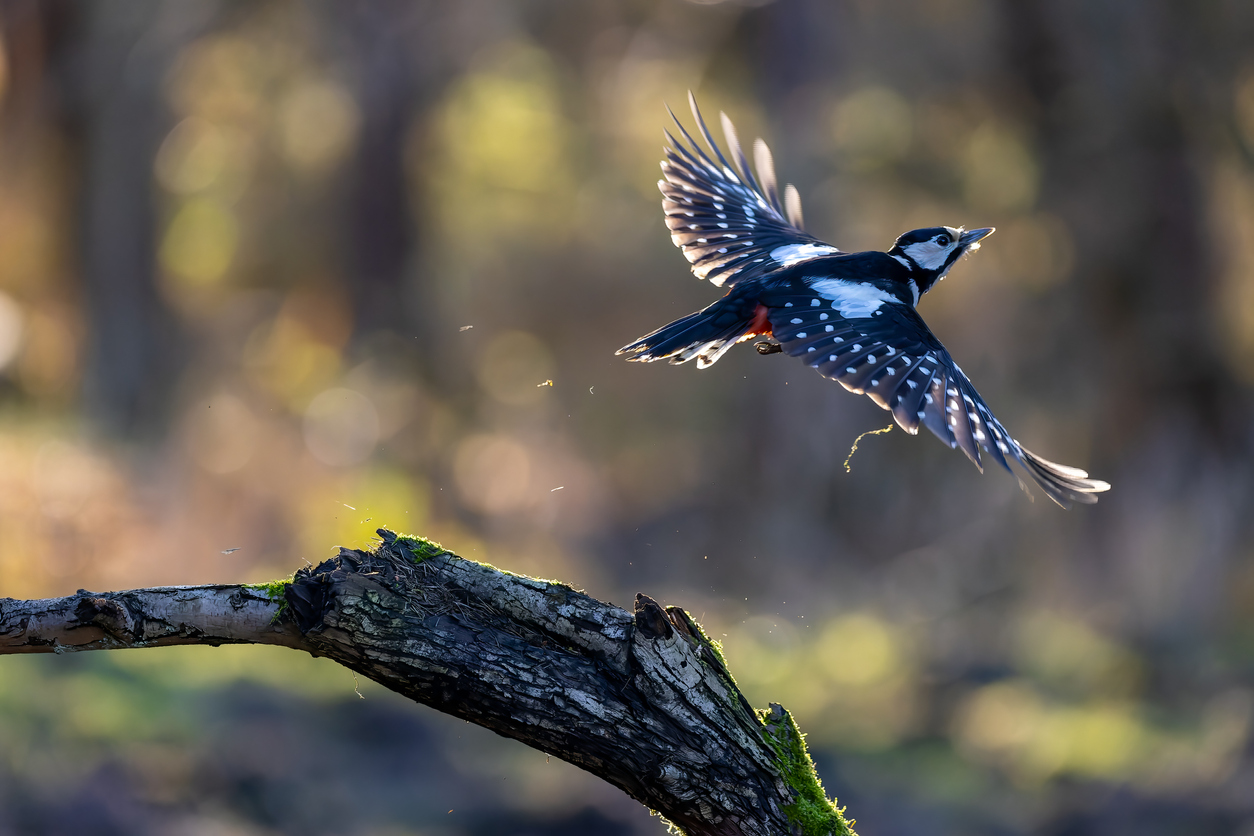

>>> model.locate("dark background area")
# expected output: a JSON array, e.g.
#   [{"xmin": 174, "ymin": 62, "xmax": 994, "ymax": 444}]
[{"xmin": 1, "ymin": 0, "xmax": 1253, "ymax": 834}]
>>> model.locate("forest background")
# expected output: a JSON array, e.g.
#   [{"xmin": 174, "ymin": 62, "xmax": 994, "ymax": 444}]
[{"xmin": 2, "ymin": 1, "xmax": 1254, "ymax": 834}]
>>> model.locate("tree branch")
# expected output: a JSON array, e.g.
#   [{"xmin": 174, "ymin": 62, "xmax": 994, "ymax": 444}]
[{"xmin": 0, "ymin": 529, "xmax": 855, "ymax": 836}]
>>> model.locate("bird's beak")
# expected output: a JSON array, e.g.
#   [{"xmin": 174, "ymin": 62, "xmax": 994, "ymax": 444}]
[{"xmin": 960, "ymin": 227, "xmax": 995, "ymax": 248}]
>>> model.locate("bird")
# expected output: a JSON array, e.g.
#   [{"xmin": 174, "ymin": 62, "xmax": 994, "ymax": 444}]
[{"xmin": 618, "ymin": 94, "xmax": 1110, "ymax": 507}]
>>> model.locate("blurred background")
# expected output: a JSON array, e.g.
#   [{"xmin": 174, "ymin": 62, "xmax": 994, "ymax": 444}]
[{"xmin": 1, "ymin": 0, "xmax": 1253, "ymax": 833}]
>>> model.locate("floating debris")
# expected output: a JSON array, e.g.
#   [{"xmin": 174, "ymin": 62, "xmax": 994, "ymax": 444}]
[{"xmin": 844, "ymin": 424, "xmax": 895, "ymax": 473}]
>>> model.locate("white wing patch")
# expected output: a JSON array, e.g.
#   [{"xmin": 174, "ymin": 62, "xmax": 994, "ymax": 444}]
[
  {"xmin": 771, "ymin": 243, "xmax": 840, "ymax": 267},
  {"xmin": 810, "ymin": 278, "xmax": 898, "ymax": 318}
]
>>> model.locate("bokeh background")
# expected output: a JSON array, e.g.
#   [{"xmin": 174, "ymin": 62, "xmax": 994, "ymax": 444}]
[{"xmin": 1, "ymin": 0, "xmax": 1253, "ymax": 834}]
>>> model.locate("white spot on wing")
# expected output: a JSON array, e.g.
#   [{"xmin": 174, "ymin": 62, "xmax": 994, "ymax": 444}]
[{"xmin": 771, "ymin": 243, "xmax": 840, "ymax": 267}]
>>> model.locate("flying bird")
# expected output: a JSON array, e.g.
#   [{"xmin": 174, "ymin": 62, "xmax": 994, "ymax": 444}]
[{"xmin": 618, "ymin": 95, "xmax": 1110, "ymax": 507}]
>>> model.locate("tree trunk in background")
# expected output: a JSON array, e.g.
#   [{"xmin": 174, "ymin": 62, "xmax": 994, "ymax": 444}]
[
  {"xmin": 343, "ymin": 1, "xmax": 419, "ymax": 343},
  {"xmin": 1000, "ymin": 0, "xmax": 1253, "ymax": 636},
  {"xmin": 339, "ymin": 0, "xmax": 466, "ymax": 383},
  {"xmin": 67, "ymin": 2, "xmax": 199, "ymax": 439}
]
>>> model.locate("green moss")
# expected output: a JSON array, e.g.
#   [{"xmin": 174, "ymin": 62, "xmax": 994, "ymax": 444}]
[
  {"xmin": 760, "ymin": 707, "xmax": 857, "ymax": 836},
  {"xmin": 682, "ymin": 610, "xmax": 729, "ymax": 671},
  {"xmin": 391, "ymin": 533, "xmax": 450, "ymax": 563},
  {"xmin": 668, "ymin": 606, "xmax": 738, "ymax": 693},
  {"xmin": 244, "ymin": 579, "xmax": 290, "ymax": 600},
  {"xmin": 243, "ymin": 578, "xmax": 292, "ymax": 622}
]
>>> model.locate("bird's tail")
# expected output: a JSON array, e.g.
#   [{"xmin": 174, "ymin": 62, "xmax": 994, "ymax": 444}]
[
  {"xmin": 1017, "ymin": 447, "xmax": 1111, "ymax": 507},
  {"xmin": 617, "ymin": 291, "xmax": 766, "ymax": 369}
]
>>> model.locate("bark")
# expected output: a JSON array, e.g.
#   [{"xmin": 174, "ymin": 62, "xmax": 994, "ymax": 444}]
[{"xmin": 0, "ymin": 529, "xmax": 855, "ymax": 836}]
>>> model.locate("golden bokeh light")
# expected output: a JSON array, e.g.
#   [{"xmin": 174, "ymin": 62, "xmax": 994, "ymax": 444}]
[
  {"xmin": 185, "ymin": 393, "xmax": 260, "ymax": 475},
  {"xmin": 831, "ymin": 86, "xmax": 914, "ymax": 170},
  {"xmin": 819, "ymin": 613, "xmax": 907, "ymax": 688},
  {"xmin": 454, "ymin": 433, "xmax": 535, "ymax": 515},
  {"xmin": 278, "ymin": 79, "xmax": 360, "ymax": 173},
  {"xmin": 303, "ymin": 388, "xmax": 380, "ymax": 467},
  {"xmin": 475, "ymin": 330, "xmax": 555, "ymax": 406},
  {"xmin": 159, "ymin": 198, "xmax": 239, "ymax": 286},
  {"xmin": 962, "ymin": 122, "xmax": 1039, "ymax": 212}
]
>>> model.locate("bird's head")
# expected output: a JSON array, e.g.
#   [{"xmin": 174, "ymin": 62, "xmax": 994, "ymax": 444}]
[{"xmin": 890, "ymin": 226, "xmax": 994, "ymax": 296}]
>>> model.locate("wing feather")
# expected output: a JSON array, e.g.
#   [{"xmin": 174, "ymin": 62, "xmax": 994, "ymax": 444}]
[
  {"xmin": 659, "ymin": 95, "xmax": 839, "ymax": 287},
  {"xmin": 784, "ymin": 184, "xmax": 804, "ymax": 229},
  {"xmin": 753, "ymin": 138, "xmax": 781, "ymax": 214},
  {"xmin": 763, "ymin": 291, "xmax": 1110, "ymax": 507}
]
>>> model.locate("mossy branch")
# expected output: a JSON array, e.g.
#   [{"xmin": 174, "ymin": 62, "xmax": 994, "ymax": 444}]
[{"xmin": 0, "ymin": 529, "xmax": 855, "ymax": 836}]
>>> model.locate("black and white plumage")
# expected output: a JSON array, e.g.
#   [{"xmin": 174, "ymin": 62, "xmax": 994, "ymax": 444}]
[{"xmin": 618, "ymin": 94, "xmax": 1110, "ymax": 507}]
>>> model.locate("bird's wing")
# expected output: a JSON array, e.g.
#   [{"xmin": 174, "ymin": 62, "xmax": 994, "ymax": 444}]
[
  {"xmin": 765, "ymin": 289, "xmax": 1111, "ymax": 507},
  {"xmin": 660, "ymin": 93, "xmax": 839, "ymax": 287}
]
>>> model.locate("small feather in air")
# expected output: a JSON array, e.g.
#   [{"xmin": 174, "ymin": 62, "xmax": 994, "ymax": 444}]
[
  {"xmin": 221, "ymin": 547, "xmax": 241, "ymax": 554},
  {"xmin": 459, "ymin": 325, "xmax": 473, "ymax": 332},
  {"xmin": 550, "ymin": 486, "xmax": 564, "ymax": 492}
]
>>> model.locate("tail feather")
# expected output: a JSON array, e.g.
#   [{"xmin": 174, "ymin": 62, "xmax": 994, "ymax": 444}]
[
  {"xmin": 1018, "ymin": 447, "xmax": 1110, "ymax": 507},
  {"xmin": 618, "ymin": 294, "xmax": 761, "ymax": 369}
]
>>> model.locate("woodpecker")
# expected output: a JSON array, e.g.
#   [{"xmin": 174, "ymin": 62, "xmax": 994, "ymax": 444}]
[{"xmin": 618, "ymin": 94, "xmax": 1110, "ymax": 507}]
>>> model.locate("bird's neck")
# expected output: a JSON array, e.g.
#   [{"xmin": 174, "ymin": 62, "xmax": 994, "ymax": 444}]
[{"xmin": 886, "ymin": 247, "xmax": 934, "ymax": 305}]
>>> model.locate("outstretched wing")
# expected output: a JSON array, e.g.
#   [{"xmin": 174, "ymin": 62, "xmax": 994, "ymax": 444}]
[
  {"xmin": 764, "ymin": 289, "xmax": 1111, "ymax": 507},
  {"xmin": 660, "ymin": 93, "xmax": 839, "ymax": 288}
]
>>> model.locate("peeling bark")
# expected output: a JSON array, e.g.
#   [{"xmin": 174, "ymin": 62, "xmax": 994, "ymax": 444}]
[{"xmin": 0, "ymin": 530, "xmax": 854, "ymax": 836}]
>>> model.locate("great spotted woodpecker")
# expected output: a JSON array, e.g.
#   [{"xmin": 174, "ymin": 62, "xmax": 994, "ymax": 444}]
[{"xmin": 618, "ymin": 94, "xmax": 1110, "ymax": 507}]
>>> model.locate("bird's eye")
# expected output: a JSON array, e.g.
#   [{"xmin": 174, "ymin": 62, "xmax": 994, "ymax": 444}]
[{"xmin": 936, "ymin": 234, "xmax": 951, "ymax": 246}]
